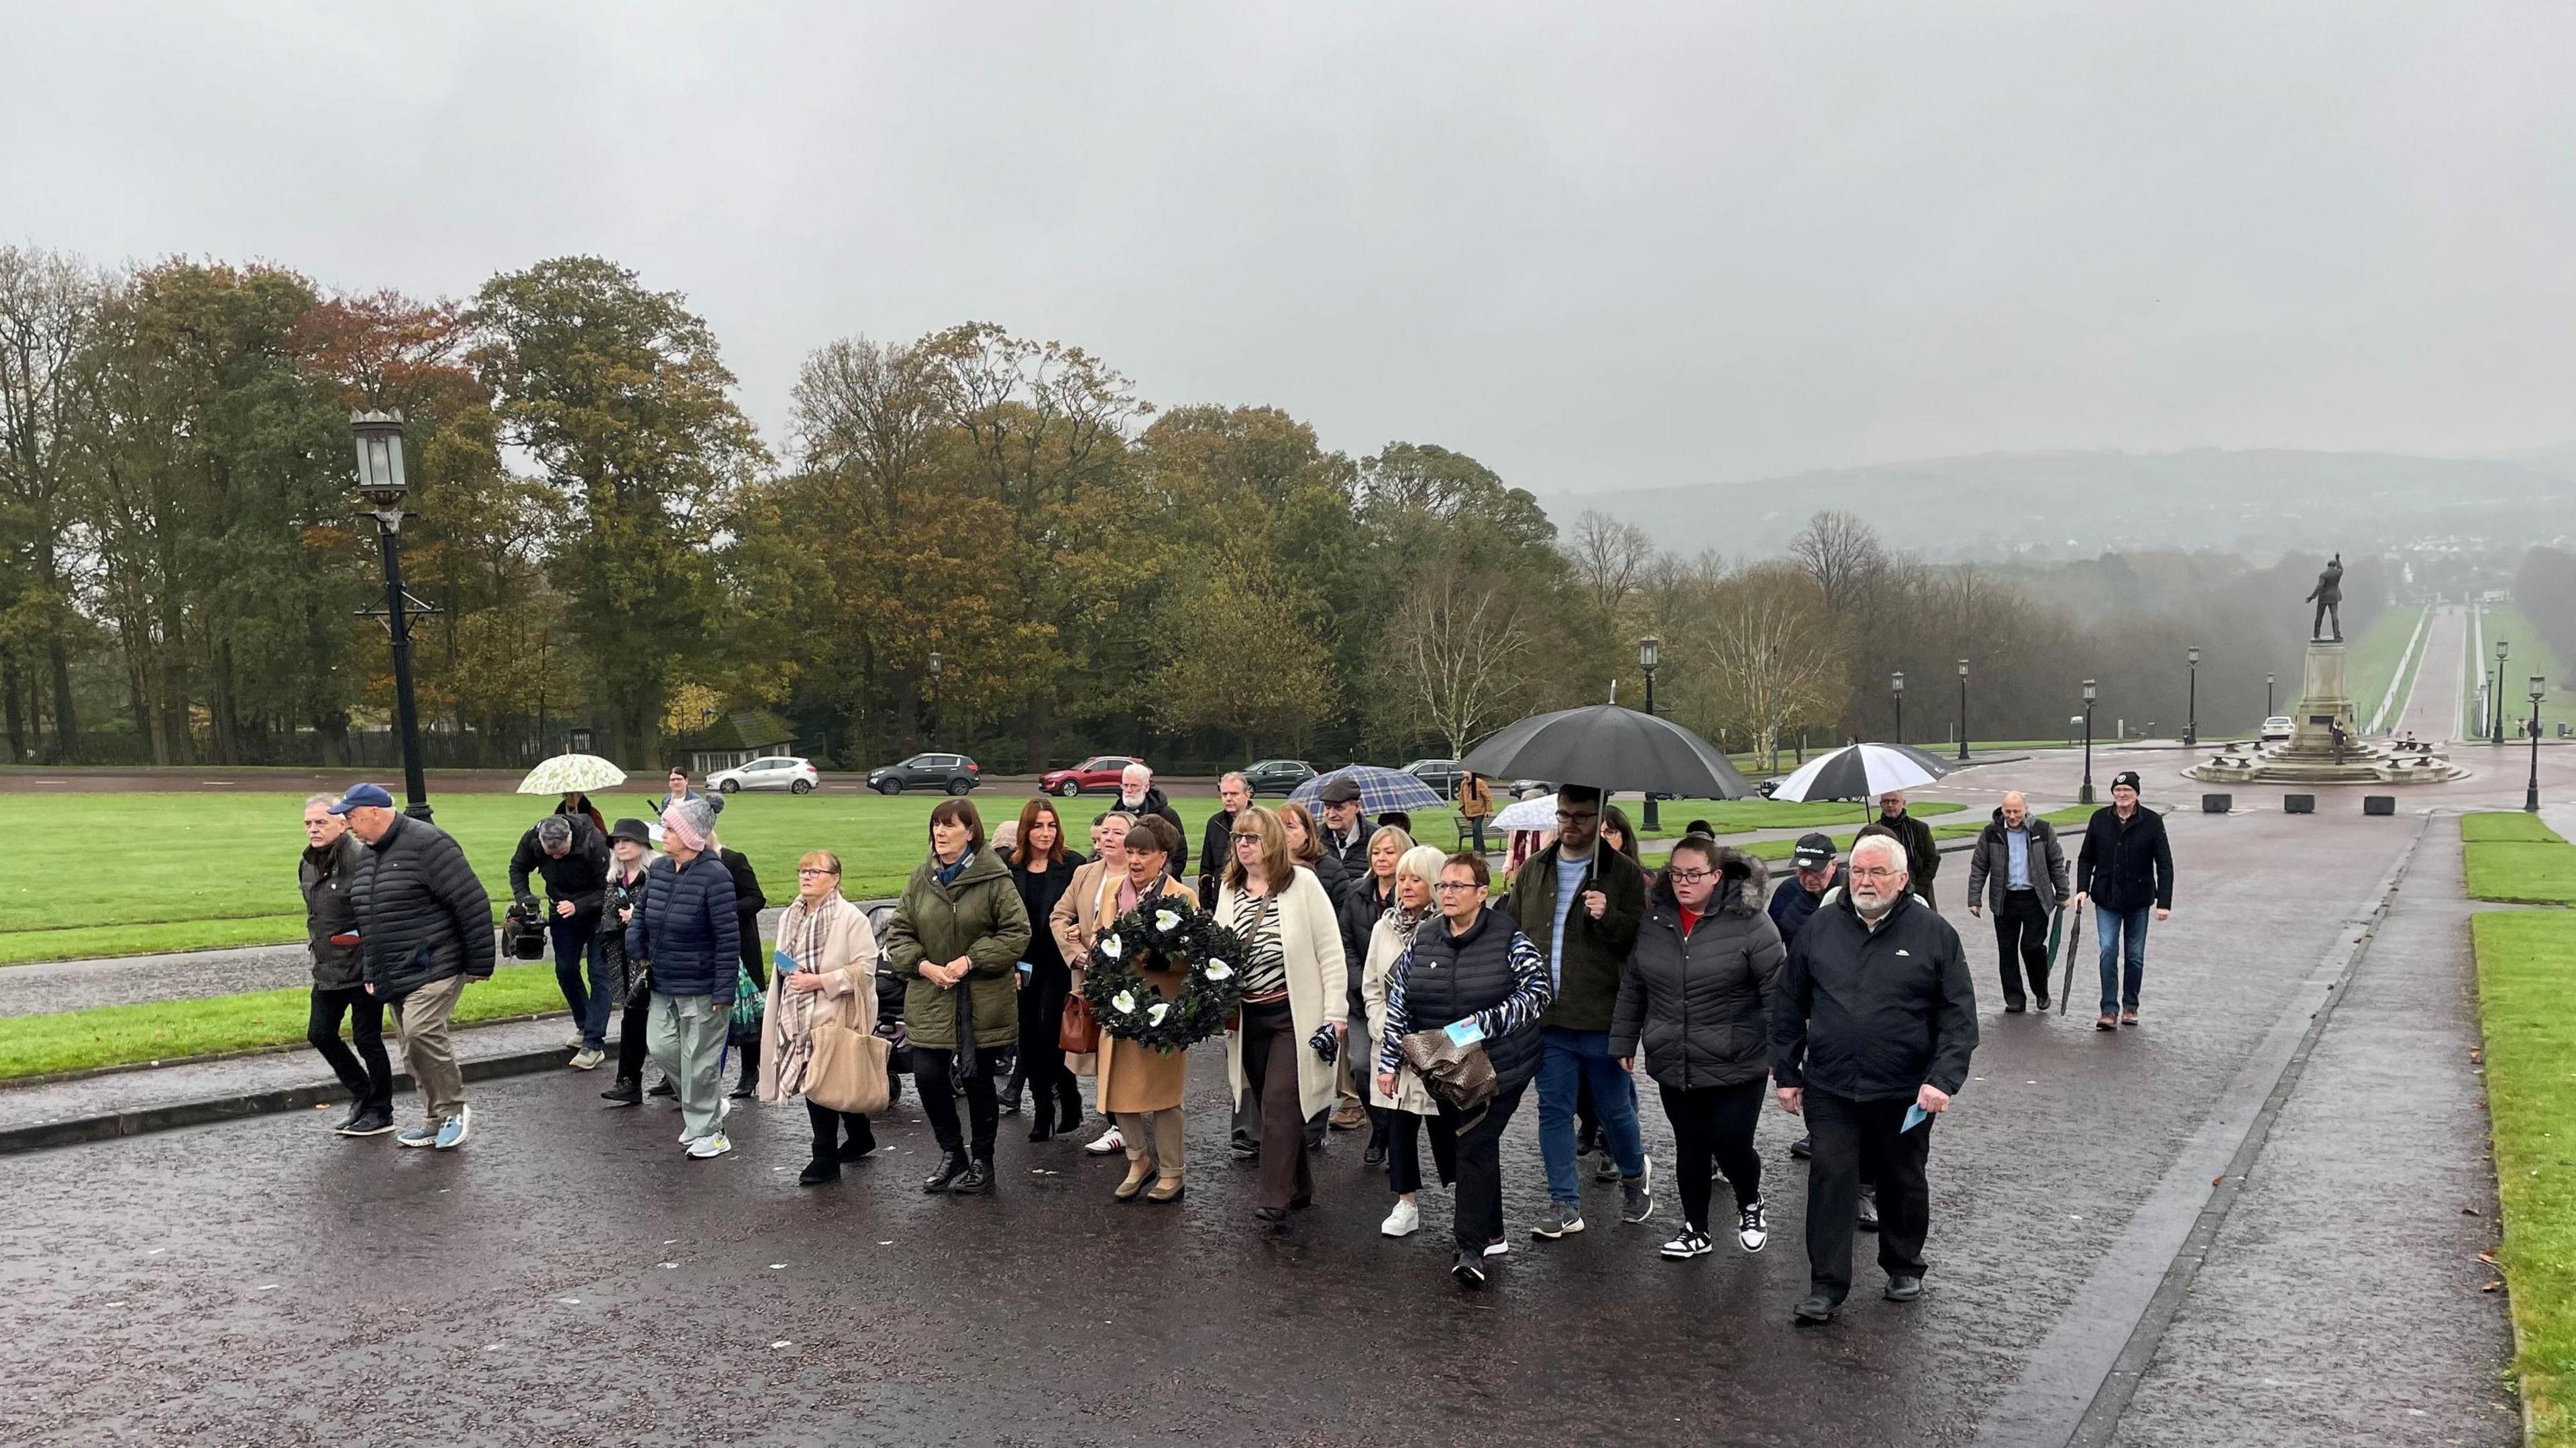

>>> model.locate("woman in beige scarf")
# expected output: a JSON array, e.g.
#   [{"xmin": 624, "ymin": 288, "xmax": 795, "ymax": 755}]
[{"xmin": 757, "ymin": 850, "xmax": 881, "ymax": 1185}]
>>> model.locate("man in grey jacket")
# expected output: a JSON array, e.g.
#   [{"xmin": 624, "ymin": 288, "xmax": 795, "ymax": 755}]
[
  {"xmin": 301, "ymin": 794, "xmax": 393, "ymax": 1137},
  {"xmin": 339, "ymin": 782, "xmax": 496, "ymax": 1151},
  {"xmin": 1964, "ymin": 792, "xmax": 2071, "ymax": 1013}
]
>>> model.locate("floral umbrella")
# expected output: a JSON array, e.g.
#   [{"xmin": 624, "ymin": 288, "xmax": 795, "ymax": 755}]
[{"xmin": 517, "ymin": 754, "xmax": 627, "ymax": 795}]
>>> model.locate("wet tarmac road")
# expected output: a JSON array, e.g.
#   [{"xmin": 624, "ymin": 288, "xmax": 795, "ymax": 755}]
[{"xmin": 0, "ymin": 757, "xmax": 2523, "ymax": 1447}]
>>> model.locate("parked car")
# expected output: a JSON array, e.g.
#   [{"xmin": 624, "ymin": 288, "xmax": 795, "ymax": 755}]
[
  {"xmin": 1040, "ymin": 755, "xmax": 1144, "ymax": 797},
  {"xmin": 1239, "ymin": 759, "xmax": 1317, "ymax": 796},
  {"xmin": 1401, "ymin": 758, "xmax": 1466, "ymax": 797},
  {"xmin": 867, "ymin": 753, "xmax": 981, "ymax": 795},
  {"xmin": 2261, "ymin": 716, "xmax": 2294, "ymax": 744},
  {"xmin": 708, "ymin": 756, "xmax": 820, "ymax": 795}
]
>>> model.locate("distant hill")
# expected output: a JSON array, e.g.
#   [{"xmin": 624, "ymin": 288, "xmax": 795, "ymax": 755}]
[{"xmin": 1537, "ymin": 448, "xmax": 2576, "ymax": 562}]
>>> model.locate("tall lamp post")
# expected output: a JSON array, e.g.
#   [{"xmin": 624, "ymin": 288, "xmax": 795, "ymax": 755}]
[
  {"xmin": 2526, "ymin": 675, "xmax": 2546, "ymax": 814},
  {"xmin": 1891, "ymin": 671, "xmax": 1906, "ymax": 746},
  {"xmin": 2184, "ymin": 645, "xmax": 2200, "ymax": 747},
  {"xmin": 1955, "ymin": 659, "xmax": 1970, "ymax": 763},
  {"xmin": 927, "ymin": 651, "xmax": 943, "ymax": 751},
  {"xmin": 2265, "ymin": 672, "xmax": 2275, "ymax": 718},
  {"xmin": 2080, "ymin": 679, "xmax": 2098, "ymax": 805},
  {"xmin": 1638, "ymin": 636, "xmax": 1662, "ymax": 831},
  {"xmin": 2494, "ymin": 640, "xmax": 2510, "ymax": 745},
  {"xmin": 352, "ymin": 411, "xmax": 433, "ymax": 821}
]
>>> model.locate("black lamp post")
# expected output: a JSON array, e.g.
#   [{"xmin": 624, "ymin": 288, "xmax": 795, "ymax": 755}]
[
  {"xmin": 1955, "ymin": 659, "xmax": 1970, "ymax": 763},
  {"xmin": 2265, "ymin": 672, "xmax": 2275, "ymax": 718},
  {"xmin": 2494, "ymin": 639, "xmax": 2510, "ymax": 745},
  {"xmin": 927, "ymin": 651, "xmax": 943, "ymax": 750},
  {"xmin": 2526, "ymin": 674, "xmax": 2545, "ymax": 813},
  {"xmin": 352, "ymin": 410, "xmax": 433, "ymax": 821},
  {"xmin": 2080, "ymin": 679, "xmax": 2098, "ymax": 805},
  {"xmin": 1891, "ymin": 671, "xmax": 1906, "ymax": 746},
  {"xmin": 1638, "ymin": 636, "xmax": 1661, "ymax": 832},
  {"xmin": 2184, "ymin": 645, "xmax": 2200, "ymax": 747}
]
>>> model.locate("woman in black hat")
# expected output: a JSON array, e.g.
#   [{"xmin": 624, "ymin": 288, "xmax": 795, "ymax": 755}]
[{"xmin": 599, "ymin": 818, "xmax": 661, "ymax": 1105}]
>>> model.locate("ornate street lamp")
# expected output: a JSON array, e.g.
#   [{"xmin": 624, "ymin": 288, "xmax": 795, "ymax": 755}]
[
  {"xmin": 2185, "ymin": 645, "xmax": 2200, "ymax": 747},
  {"xmin": 927, "ymin": 651, "xmax": 943, "ymax": 750},
  {"xmin": 1891, "ymin": 670, "xmax": 1907, "ymax": 746},
  {"xmin": 1955, "ymin": 659, "xmax": 1970, "ymax": 763},
  {"xmin": 2526, "ymin": 674, "xmax": 2546, "ymax": 813},
  {"xmin": 2265, "ymin": 672, "xmax": 2275, "ymax": 719},
  {"xmin": 2080, "ymin": 679, "xmax": 2098, "ymax": 805},
  {"xmin": 352, "ymin": 411, "xmax": 433, "ymax": 821},
  {"xmin": 1638, "ymin": 636, "xmax": 1662, "ymax": 831},
  {"xmin": 2495, "ymin": 639, "xmax": 2510, "ymax": 745}
]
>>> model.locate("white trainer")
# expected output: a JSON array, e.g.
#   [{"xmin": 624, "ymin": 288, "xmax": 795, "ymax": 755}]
[
  {"xmin": 1381, "ymin": 1198, "xmax": 1421, "ymax": 1237},
  {"xmin": 686, "ymin": 1132, "xmax": 733, "ymax": 1160},
  {"xmin": 1084, "ymin": 1125, "xmax": 1126, "ymax": 1155}
]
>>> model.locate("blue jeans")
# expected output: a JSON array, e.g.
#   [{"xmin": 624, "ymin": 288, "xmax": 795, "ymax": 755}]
[
  {"xmin": 549, "ymin": 912, "xmax": 613, "ymax": 1050},
  {"xmin": 1536, "ymin": 1027, "xmax": 1646, "ymax": 1205},
  {"xmin": 2095, "ymin": 904, "xmax": 2151, "ymax": 1015}
]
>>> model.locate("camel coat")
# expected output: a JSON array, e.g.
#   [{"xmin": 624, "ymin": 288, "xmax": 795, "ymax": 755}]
[
  {"xmin": 754, "ymin": 893, "xmax": 879, "ymax": 1104},
  {"xmin": 1360, "ymin": 908, "xmax": 1440, "ymax": 1115},
  {"xmin": 1089, "ymin": 869, "xmax": 1199, "ymax": 1114},
  {"xmin": 1219, "ymin": 866, "xmax": 1349, "ymax": 1123},
  {"xmin": 1049, "ymin": 858, "xmax": 1114, "ymax": 1076}
]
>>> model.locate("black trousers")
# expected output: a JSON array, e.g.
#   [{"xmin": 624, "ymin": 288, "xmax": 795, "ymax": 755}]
[
  {"xmin": 1439, "ymin": 1078, "xmax": 1529, "ymax": 1253},
  {"xmin": 734, "ymin": 910, "xmax": 767, "ymax": 1090},
  {"xmin": 1384, "ymin": 1107, "xmax": 1458, "ymax": 1196},
  {"xmin": 911, "ymin": 1046, "xmax": 999, "ymax": 1161},
  {"xmin": 1016, "ymin": 962, "xmax": 1079, "ymax": 1124},
  {"xmin": 616, "ymin": 989, "xmax": 653, "ymax": 1082},
  {"xmin": 1240, "ymin": 1001, "xmax": 1314, "ymax": 1209},
  {"xmin": 1803, "ymin": 1090, "xmax": 1933, "ymax": 1303},
  {"xmin": 1658, "ymin": 1078, "xmax": 1766, "ymax": 1230},
  {"xmin": 1993, "ymin": 890, "xmax": 2051, "ymax": 1006},
  {"xmin": 307, "ymin": 987, "xmax": 391, "ymax": 1113},
  {"xmin": 806, "ymin": 1097, "xmax": 875, "ymax": 1159}
]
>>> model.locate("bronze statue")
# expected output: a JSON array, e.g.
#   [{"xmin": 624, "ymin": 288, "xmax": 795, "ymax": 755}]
[{"xmin": 2306, "ymin": 553, "xmax": 2343, "ymax": 642}]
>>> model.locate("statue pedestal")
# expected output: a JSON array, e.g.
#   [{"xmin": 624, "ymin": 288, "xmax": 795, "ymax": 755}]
[
  {"xmin": 2279, "ymin": 643, "xmax": 2358, "ymax": 759},
  {"xmin": 2188, "ymin": 639, "xmax": 2463, "ymax": 785}
]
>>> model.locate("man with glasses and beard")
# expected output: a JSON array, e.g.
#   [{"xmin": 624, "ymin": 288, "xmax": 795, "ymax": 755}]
[{"xmin": 1771, "ymin": 834, "xmax": 1978, "ymax": 1325}]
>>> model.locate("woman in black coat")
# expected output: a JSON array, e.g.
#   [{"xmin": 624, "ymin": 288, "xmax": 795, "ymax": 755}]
[
  {"xmin": 716, "ymin": 835, "xmax": 769, "ymax": 1099},
  {"xmin": 1003, "ymin": 798, "xmax": 1087, "ymax": 1139},
  {"xmin": 1611, "ymin": 838, "xmax": 1786, "ymax": 1261}
]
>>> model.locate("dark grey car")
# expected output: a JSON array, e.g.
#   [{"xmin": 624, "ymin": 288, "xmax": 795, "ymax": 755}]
[{"xmin": 867, "ymin": 753, "xmax": 981, "ymax": 795}]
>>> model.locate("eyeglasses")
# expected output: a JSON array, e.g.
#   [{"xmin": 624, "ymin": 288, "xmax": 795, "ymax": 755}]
[
  {"xmin": 1434, "ymin": 881, "xmax": 1481, "ymax": 893},
  {"xmin": 1556, "ymin": 810, "xmax": 1599, "ymax": 824},
  {"xmin": 795, "ymin": 867, "xmax": 838, "ymax": 877},
  {"xmin": 1666, "ymin": 868, "xmax": 1714, "ymax": 884},
  {"xmin": 1232, "ymin": 834, "xmax": 1262, "ymax": 845},
  {"xmin": 1849, "ymin": 867, "xmax": 1902, "ymax": 881}
]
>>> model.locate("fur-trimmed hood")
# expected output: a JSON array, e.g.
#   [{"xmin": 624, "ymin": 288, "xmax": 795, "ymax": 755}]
[{"xmin": 1651, "ymin": 844, "xmax": 1770, "ymax": 920}]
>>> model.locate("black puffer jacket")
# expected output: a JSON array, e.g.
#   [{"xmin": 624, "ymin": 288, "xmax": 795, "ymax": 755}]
[
  {"xmin": 350, "ymin": 815, "xmax": 496, "ymax": 997},
  {"xmin": 625, "ymin": 853, "xmax": 741, "ymax": 999},
  {"xmin": 1338, "ymin": 874, "xmax": 1396, "ymax": 1017},
  {"xmin": 507, "ymin": 817, "xmax": 610, "ymax": 916},
  {"xmin": 300, "ymin": 832, "xmax": 367, "ymax": 991},
  {"xmin": 1611, "ymin": 849, "xmax": 1787, "ymax": 1090}
]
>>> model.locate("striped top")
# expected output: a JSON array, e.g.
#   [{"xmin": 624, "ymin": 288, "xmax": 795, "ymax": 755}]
[{"xmin": 1226, "ymin": 892, "xmax": 1289, "ymax": 1003}]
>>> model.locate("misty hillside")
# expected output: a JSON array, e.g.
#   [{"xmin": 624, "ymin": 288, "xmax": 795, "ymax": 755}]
[{"xmin": 1539, "ymin": 449, "xmax": 2576, "ymax": 561}]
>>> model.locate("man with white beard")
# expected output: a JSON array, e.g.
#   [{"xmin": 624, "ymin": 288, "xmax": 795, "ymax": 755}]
[{"xmin": 1769, "ymin": 834, "xmax": 1978, "ymax": 1326}]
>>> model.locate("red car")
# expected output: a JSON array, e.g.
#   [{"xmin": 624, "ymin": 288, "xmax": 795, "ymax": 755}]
[{"xmin": 1041, "ymin": 755, "xmax": 1144, "ymax": 797}]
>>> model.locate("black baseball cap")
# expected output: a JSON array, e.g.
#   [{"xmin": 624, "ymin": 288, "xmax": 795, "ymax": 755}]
[{"xmin": 1792, "ymin": 832, "xmax": 1835, "ymax": 869}]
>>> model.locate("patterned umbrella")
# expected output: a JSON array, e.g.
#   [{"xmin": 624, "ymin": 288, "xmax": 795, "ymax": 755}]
[
  {"xmin": 1491, "ymin": 792, "xmax": 1559, "ymax": 832},
  {"xmin": 517, "ymin": 754, "xmax": 627, "ymax": 795},
  {"xmin": 1288, "ymin": 764, "xmax": 1446, "ymax": 814},
  {"xmin": 1765, "ymin": 743, "xmax": 1941, "ymax": 803}
]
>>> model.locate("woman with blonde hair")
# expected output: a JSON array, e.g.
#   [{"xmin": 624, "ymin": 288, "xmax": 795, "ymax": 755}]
[
  {"xmin": 758, "ymin": 850, "xmax": 881, "ymax": 1184},
  {"xmin": 1336, "ymin": 824, "xmax": 1413, "ymax": 1149},
  {"xmin": 1363, "ymin": 843, "xmax": 1452, "ymax": 1236},
  {"xmin": 1218, "ymin": 804, "xmax": 1348, "ymax": 1231}
]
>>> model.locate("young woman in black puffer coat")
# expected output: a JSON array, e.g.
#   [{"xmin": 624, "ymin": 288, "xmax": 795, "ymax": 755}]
[{"xmin": 1610, "ymin": 836, "xmax": 1786, "ymax": 1260}]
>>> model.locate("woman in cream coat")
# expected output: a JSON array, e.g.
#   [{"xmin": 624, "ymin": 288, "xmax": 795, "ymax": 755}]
[
  {"xmin": 1362, "ymin": 844, "xmax": 1450, "ymax": 1237},
  {"xmin": 756, "ymin": 850, "xmax": 881, "ymax": 1185},
  {"xmin": 1218, "ymin": 804, "xmax": 1348, "ymax": 1231}
]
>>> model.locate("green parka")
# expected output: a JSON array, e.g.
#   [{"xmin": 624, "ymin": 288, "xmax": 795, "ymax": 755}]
[{"xmin": 882, "ymin": 848, "xmax": 1033, "ymax": 1050}]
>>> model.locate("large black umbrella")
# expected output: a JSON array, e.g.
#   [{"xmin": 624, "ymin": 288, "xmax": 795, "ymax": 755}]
[{"xmin": 1462, "ymin": 705, "xmax": 1754, "ymax": 799}]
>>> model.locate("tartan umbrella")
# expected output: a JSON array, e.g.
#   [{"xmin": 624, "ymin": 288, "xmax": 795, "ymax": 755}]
[{"xmin": 1289, "ymin": 765, "xmax": 1446, "ymax": 814}]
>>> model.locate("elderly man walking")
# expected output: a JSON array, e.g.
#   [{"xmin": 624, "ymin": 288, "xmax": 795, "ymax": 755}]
[
  {"xmin": 510, "ymin": 812, "xmax": 613, "ymax": 1068},
  {"xmin": 1772, "ymin": 834, "xmax": 1978, "ymax": 1324},
  {"xmin": 335, "ymin": 783, "xmax": 496, "ymax": 1151},
  {"xmin": 2075, "ymin": 770, "xmax": 2176, "ymax": 1030},
  {"xmin": 301, "ymin": 795, "xmax": 393, "ymax": 1136},
  {"xmin": 1965, "ymin": 792, "xmax": 2072, "ymax": 1013},
  {"xmin": 1873, "ymin": 791, "xmax": 1941, "ymax": 909}
]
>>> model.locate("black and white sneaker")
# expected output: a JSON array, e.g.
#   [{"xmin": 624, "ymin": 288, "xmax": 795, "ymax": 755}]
[
  {"xmin": 1452, "ymin": 1251, "xmax": 1488, "ymax": 1289},
  {"xmin": 1659, "ymin": 1227, "xmax": 1713, "ymax": 1259},
  {"xmin": 1530, "ymin": 1203, "xmax": 1586, "ymax": 1239},
  {"xmin": 1736, "ymin": 1201, "xmax": 1769, "ymax": 1253},
  {"xmin": 1619, "ymin": 1158, "xmax": 1655, "ymax": 1223}
]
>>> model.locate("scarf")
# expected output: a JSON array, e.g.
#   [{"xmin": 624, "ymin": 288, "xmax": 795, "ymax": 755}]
[
  {"xmin": 767, "ymin": 893, "xmax": 847, "ymax": 1098},
  {"xmin": 934, "ymin": 848, "xmax": 974, "ymax": 887}
]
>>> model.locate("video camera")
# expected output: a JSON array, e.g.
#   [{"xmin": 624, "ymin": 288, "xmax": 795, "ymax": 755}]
[{"xmin": 502, "ymin": 899, "xmax": 549, "ymax": 960}]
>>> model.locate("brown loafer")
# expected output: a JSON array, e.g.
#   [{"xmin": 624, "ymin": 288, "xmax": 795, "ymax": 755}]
[
  {"xmin": 2119, "ymin": 1010, "xmax": 2139, "ymax": 1026},
  {"xmin": 2096, "ymin": 1014, "xmax": 2118, "ymax": 1031},
  {"xmin": 1330, "ymin": 1103, "xmax": 1368, "ymax": 1131},
  {"xmin": 1114, "ymin": 1164, "xmax": 1154, "ymax": 1201},
  {"xmin": 1146, "ymin": 1174, "xmax": 1185, "ymax": 1204}
]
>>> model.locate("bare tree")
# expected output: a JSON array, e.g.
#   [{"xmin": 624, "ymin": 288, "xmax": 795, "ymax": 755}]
[
  {"xmin": 1692, "ymin": 562, "xmax": 1850, "ymax": 765},
  {"xmin": 1565, "ymin": 508, "xmax": 1654, "ymax": 617},
  {"xmin": 1383, "ymin": 559, "xmax": 1534, "ymax": 759},
  {"xmin": 1790, "ymin": 509, "xmax": 1886, "ymax": 615}
]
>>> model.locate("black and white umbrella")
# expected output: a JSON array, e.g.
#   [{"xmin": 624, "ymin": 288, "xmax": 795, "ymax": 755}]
[
  {"xmin": 1766, "ymin": 742, "xmax": 1947, "ymax": 803},
  {"xmin": 1462, "ymin": 704, "xmax": 1753, "ymax": 800}
]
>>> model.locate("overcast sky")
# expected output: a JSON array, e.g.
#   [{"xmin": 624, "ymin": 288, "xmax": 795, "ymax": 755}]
[{"xmin": 6, "ymin": 3, "xmax": 2573, "ymax": 493}]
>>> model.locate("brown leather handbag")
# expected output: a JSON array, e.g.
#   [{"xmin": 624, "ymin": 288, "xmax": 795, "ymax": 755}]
[{"xmin": 1059, "ymin": 992, "xmax": 1101, "ymax": 1054}]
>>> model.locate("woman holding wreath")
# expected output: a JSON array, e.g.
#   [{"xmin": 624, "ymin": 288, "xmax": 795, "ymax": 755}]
[
  {"xmin": 1093, "ymin": 814, "xmax": 1199, "ymax": 1203},
  {"xmin": 1218, "ymin": 804, "xmax": 1349, "ymax": 1230},
  {"xmin": 757, "ymin": 850, "xmax": 881, "ymax": 1185}
]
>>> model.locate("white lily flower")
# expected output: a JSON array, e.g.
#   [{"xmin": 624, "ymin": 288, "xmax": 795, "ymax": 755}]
[
  {"xmin": 1112, "ymin": 990, "xmax": 1138, "ymax": 1014},
  {"xmin": 1155, "ymin": 909, "xmax": 1180, "ymax": 932},
  {"xmin": 1204, "ymin": 962, "xmax": 1234, "ymax": 981},
  {"xmin": 1099, "ymin": 936, "xmax": 1123, "ymax": 959},
  {"xmin": 1147, "ymin": 1002, "xmax": 1171, "ymax": 1025}
]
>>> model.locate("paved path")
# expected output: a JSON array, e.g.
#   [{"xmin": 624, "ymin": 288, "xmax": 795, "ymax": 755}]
[{"xmin": 2392, "ymin": 603, "xmax": 2471, "ymax": 743}]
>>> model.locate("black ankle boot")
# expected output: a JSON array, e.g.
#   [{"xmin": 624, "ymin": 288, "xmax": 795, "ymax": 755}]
[
  {"xmin": 1057, "ymin": 1087, "xmax": 1082, "ymax": 1135},
  {"xmin": 923, "ymin": 1151, "xmax": 969, "ymax": 1193},
  {"xmin": 952, "ymin": 1156, "xmax": 996, "ymax": 1194},
  {"xmin": 600, "ymin": 1077, "xmax": 641, "ymax": 1105},
  {"xmin": 798, "ymin": 1156, "xmax": 840, "ymax": 1186},
  {"xmin": 998, "ymin": 1068, "xmax": 1025, "ymax": 1117},
  {"xmin": 1029, "ymin": 1114, "xmax": 1056, "ymax": 1143}
]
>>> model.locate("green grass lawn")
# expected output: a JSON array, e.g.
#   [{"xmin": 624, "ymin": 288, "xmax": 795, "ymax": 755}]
[
  {"xmin": 2472, "ymin": 906, "xmax": 2576, "ymax": 1445},
  {"xmin": 2463, "ymin": 815, "xmax": 2576, "ymax": 904},
  {"xmin": 0, "ymin": 962, "xmax": 568, "ymax": 1080},
  {"xmin": 2471, "ymin": 603, "xmax": 2576, "ymax": 734},
  {"xmin": 2347, "ymin": 602, "xmax": 2427, "ymax": 732}
]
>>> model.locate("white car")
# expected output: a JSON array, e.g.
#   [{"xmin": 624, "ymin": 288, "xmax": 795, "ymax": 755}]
[
  {"xmin": 708, "ymin": 756, "xmax": 820, "ymax": 795},
  {"xmin": 2260, "ymin": 716, "xmax": 2294, "ymax": 744}
]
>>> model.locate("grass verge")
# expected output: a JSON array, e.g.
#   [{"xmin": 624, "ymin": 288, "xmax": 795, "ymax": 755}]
[
  {"xmin": 2472, "ymin": 906, "xmax": 2576, "ymax": 1445},
  {"xmin": 0, "ymin": 964, "xmax": 568, "ymax": 1080},
  {"xmin": 2465, "ymin": 817, "xmax": 2576, "ymax": 904}
]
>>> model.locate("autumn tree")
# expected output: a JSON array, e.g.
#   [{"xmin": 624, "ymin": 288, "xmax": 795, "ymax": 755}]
[{"xmin": 0, "ymin": 246, "xmax": 102, "ymax": 761}]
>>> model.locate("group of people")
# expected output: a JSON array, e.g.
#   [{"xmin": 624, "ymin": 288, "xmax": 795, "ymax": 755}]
[{"xmin": 294, "ymin": 759, "xmax": 2176, "ymax": 1321}]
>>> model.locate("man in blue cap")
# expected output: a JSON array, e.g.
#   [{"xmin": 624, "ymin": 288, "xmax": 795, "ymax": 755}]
[{"xmin": 335, "ymin": 783, "xmax": 494, "ymax": 1150}]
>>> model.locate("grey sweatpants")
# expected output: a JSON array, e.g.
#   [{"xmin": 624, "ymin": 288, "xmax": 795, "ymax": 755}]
[{"xmin": 649, "ymin": 993, "xmax": 731, "ymax": 1144}]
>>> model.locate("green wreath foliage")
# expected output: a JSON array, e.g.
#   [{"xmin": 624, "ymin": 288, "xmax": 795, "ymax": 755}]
[{"xmin": 1079, "ymin": 899, "xmax": 1248, "ymax": 1052}]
